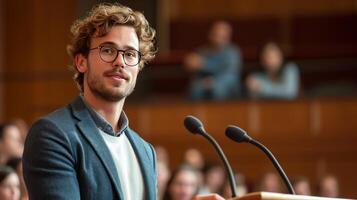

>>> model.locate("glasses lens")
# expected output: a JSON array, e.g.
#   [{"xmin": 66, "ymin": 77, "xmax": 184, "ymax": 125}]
[
  {"xmin": 98, "ymin": 46, "xmax": 141, "ymax": 66},
  {"xmin": 99, "ymin": 46, "xmax": 117, "ymax": 62},
  {"xmin": 123, "ymin": 49, "xmax": 140, "ymax": 66}
]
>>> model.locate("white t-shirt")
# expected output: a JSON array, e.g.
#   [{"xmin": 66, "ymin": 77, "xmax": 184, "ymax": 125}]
[{"xmin": 100, "ymin": 131, "xmax": 145, "ymax": 199}]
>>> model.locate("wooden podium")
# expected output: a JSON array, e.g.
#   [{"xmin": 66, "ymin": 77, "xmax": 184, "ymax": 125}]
[{"xmin": 227, "ymin": 192, "xmax": 353, "ymax": 200}]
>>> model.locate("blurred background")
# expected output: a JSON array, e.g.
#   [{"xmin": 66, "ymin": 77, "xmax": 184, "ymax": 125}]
[{"xmin": 1, "ymin": 0, "xmax": 357, "ymax": 199}]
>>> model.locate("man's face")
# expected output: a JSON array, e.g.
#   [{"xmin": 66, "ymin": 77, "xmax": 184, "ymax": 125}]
[{"xmin": 78, "ymin": 25, "xmax": 140, "ymax": 102}]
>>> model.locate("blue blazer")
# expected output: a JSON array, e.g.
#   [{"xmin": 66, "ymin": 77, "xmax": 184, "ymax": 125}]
[{"xmin": 23, "ymin": 96, "xmax": 157, "ymax": 200}]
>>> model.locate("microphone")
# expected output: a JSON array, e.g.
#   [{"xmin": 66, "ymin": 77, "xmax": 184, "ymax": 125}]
[
  {"xmin": 225, "ymin": 125, "xmax": 295, "ymax": 195},
  {"xmin": 184, "ymin": 115, "xmax": 238, "ymax": 197}
]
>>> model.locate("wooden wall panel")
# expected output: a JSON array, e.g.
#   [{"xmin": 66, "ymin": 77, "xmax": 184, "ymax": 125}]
[
  {"xmin": 0, "ymin": 0, "xmax": 4, "ymax": 121},
  {"xmin": 2, "ymin": 0, "xmax": 76, "ymax": 122},
  {"xmin": 169, "ymin": 0, "xmax": 357, "ymax": 20},
  {"xmin": 318, "ymin": 99, "xmax": 357, "ymax": 137},
  {"xmin": 257, "ymin": 101, "xmax": 311, "ymax": 137}
]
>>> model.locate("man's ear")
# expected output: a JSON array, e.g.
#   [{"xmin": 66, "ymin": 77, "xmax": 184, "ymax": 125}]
[{"xmin": 75, "ymin": 54, "xmax": 88, "ymax": 73}]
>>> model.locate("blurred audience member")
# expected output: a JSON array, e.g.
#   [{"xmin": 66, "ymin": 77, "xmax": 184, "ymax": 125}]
[
  {"xmin": 155, "ymin": 145, "xmax": 170, "ymax": 167},
  {"xmin": 199, "ymin": 163, "xmax": 226, "ymax": 195},
  {"xmin": 7, "ymin": 157, "xmax": 28, "ymax": 200},
  {"xmin": 0, "ymin": 123, "xmax": 23, "ymax": 165},
  {"xmin": 163, "ymin": 165, "xmax": 200, "ymax": 200},
  {"xmin": 158, "ymin": 161, "xmax": 171, "ymax": 200},
  {"xmin": 246, "ymin": 42, "xmax": 300, "ymax": 99},
  {"xmin": 0, "ymin": 165, "xmax": 21, "ymax": 200},
  {"xmin": 182, "ymin": 148, "xmax": 205, "ymax": 191},
  {"xmin": 292, "ymin": 176, "xmax": 311, "ymax": 196},
  {"xmin": 256, "ymin": 172, "xmax": 283, "ymax": 193},
  {"xmin": 182, "ymin": 148, "xmax": 205, "ymax": 171},
  {"xmin": 184, "ymin": 20, "xmax": 242, "ymax": 101},
  {"xmin": 223, "ymin": 173, "xmax": 248, "ymax": 198},
  {"xmin": 318, "ymin": 174, "xmax": 339, "ymax": 198},
  {"xmin": 10, "ymin": 119, "xmax": 28, "ymax": 143}
]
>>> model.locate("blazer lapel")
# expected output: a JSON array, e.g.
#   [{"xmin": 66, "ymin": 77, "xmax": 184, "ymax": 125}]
[
  {"xmin": 126, "ymin": 129, "xmax": 156, "ymax": 200},
  {"xmin": 70, "ymin": 96, "xmax": 124, "ymax": 199}
]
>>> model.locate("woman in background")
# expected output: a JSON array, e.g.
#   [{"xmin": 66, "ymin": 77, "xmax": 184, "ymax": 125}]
[
  {"xmin": 163, "ymin": 165, "xmax": 200, "ymax": 200},
  {"xmin": 0, "ymin": 165, "xmax": 21, "ymax": 200},
  {"xmin": 246, "ymin": 42, "xmax": 300, "ymax": 99}
]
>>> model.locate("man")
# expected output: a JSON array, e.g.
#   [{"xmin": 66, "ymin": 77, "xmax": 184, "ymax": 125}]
[
  {"xmin": 22, "ymin": 3, "xmax": 157, "ymax": 199},
  {"xmin": 184, "ymin": 21, "xmax": 242, "ymax": 101}
]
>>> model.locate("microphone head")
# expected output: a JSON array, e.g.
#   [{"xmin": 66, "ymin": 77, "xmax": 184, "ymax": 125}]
[
  {"xmin": 225, "ymin": 125, "xmax": 252, "ymax": 143},
  {"xmin": 184, "ymin": 115, "xmax": 205, "ymax": 135}
]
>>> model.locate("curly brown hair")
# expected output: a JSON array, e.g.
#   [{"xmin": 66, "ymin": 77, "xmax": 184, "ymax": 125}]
[{"xmin": 67, "ymin": 3, "xmax": 157, "ymax": 91}]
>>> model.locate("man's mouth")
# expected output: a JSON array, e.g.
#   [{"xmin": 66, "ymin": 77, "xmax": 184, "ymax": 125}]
[{"xmin": 105, "ymin": 72, "xmax": 129, "ymax": 81}]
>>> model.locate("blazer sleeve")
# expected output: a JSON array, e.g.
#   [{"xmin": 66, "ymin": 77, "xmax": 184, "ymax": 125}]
[{"xmin": 22, "ymin": 118, "xmax": 80, "ymax": 200}]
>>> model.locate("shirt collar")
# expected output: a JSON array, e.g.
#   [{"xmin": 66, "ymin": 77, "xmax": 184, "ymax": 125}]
[{"xmin": 80, "ymin": 95, "xmax": 128, "ymax": 136}]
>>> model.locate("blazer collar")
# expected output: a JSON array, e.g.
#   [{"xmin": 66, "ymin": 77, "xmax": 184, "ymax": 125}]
[
  {"xmin": 70, "ymin": 96, "xmax": 124, "ymax": 199},
  {"xmin": 126, "ymin": 130, "xmax": 156, "ymax": 200}
]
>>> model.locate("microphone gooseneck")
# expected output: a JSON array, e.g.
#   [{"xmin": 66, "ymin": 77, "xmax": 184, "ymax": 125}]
[
  {"xmin": 184, "ymin": 116, "xmax": 238, "ymax": 198},
  {"xmin": 225, "ymin": 125, "xmax": 296, "ymax": 195}
]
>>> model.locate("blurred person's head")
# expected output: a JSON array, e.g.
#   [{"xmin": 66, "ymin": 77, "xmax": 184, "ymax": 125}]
[
  {"xmin": 157, "ymin": 161, "xmax": 171, "ymax": 200},
  {"xmin": 203, "ymin": 163, "xmax": 226, "ymax": 194},
  {"xmin": 182, "ymin": 148, "xmax": 205, "ymax": 170},
  {"xmin": 257, "ymin": 172, "xmax": 282, "ymax": 193},
  {"xmin": 318, "ymin": 174, "xmax": 339, "ymax": 198},
  {"xmin": 292, "ymin": 176, "xmax": 311, "ymax": 196},
  {"xmin": 208, "ymin": 21, "xmax": 232, "ymax": 48},
  {"xmin": 0, "ymin": 124, "xmax": 23, "ymax": 164},
  {"xmin": 6, "ymin": 157, "xmax": 27, "ymax": 200},
  {"xmin": 155, "ymin": 145, "xmax": 170, "ymax": 167},
  {"xmin": 0, "ymin": 166, "xmax": 20, "ymax": 200},
  {"xmin": 10, "ymin": 119, "xmax": 28, "ymax": 143},
  {"xmin": 260, "ymin": 42, "xmax": 284, "ymax": 77},
  {"xmin": 163, "ymin": 165, "xmax": 200, "ymax": 200}
]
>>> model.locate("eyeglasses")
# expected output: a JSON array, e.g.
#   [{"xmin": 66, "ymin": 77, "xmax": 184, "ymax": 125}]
[{"xmin": 89, "ymin": 45, "xmax": 142, "ymax": 66}]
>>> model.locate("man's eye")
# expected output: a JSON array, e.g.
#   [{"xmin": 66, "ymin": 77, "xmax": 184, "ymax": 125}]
[
  {"xmin": 101, "ymin": 47, "xmax": 115, "ymax": 54},
  {"xmin": 125, "ymin": 51, "xmax": 137, "ymax": 58}
]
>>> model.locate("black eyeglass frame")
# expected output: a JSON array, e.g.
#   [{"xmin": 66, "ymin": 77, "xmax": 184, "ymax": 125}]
[{"xmin": 89, "ymin": 45, "xmax": 142, "ymax": 67}]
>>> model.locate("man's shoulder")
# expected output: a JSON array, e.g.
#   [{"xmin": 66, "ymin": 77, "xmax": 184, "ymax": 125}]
[
  {"xmin": 41, "ymin": 104, "xmax": 74, "ymax": 126},
  {"xmin": 29, "ymin": 102, "xmax": 77, "ymax": 136}
]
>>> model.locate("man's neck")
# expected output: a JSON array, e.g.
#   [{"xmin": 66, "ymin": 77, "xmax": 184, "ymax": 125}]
[{"xmin": 83, "ymin": 92, "xmax": 125, "ymax": 132}]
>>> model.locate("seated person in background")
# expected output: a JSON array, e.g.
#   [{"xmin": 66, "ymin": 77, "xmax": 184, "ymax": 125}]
[
  {"xmin": 0, "ymin": 165, "xmax": 21, "ymax": 200},
  {"xmin": 199, "ymin": 163, "xmax": 226, "ymax": 196},
  {"xmin": 7, "ymin": 157, "xmax": 28, "ymax": 200},
  {"xmin": 246, "ymin": 42, "xmax": 300, "ymax": 99},
  {"xmin": 292, "ymin": 176, "xmax": 311, "ymax": 196},
  {"xmin": 184, "ymin": 21, "xmax": 242, "ymax": 101},
  {"xmin": 155, "ymin": 145, "xmax": 170, "ymax": 167},
  {"xmin": 182, "ymin": 148, "xmax": 205, "ymax": 171},
  {"xmin": 157, "ymin": 161, "xmax": 171, "ymax": 200},
  {"xmin": 222, "ymin": 173, "xmax": 248, "ymax": 198},
  {"xmin": 0, "ymin": 123, "xmax": 24, "ymax": 165},
  {"xmin": 163, "ymin": 165, "xmax": 200, "ymax": 200},
  {"xmin": 318, "ymin": 174, "xmax": 339, "ymax": 198},
  {"xmin": 182, "ymin": 148, "xmax": 205, "ymax": 191},
  {"xmin": 256, "ymin": 172, "xmax": 283, "ymax": 193}
]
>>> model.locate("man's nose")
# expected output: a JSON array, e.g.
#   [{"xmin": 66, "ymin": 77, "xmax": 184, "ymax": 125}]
[{"xmin": 112, "ymin": 52, "xmax": 126, "ymax": 68}]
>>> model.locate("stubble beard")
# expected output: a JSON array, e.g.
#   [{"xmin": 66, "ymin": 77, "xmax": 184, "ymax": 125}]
[{"xmin": 86, "ymin": 64, "xmax": 136, "ymax": 102}]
